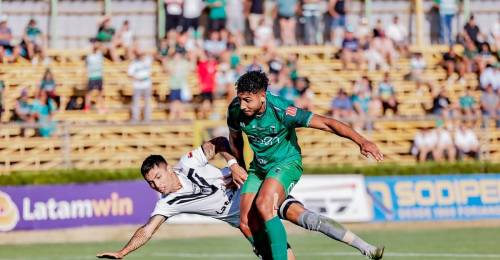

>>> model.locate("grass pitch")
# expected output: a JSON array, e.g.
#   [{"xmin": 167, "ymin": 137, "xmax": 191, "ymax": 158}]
[{"xmin": 1, "ymin": 225, "xmax": 500, "ymax": 260}]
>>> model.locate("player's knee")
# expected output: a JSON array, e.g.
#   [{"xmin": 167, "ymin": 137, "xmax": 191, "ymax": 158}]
[{"xmin": 255, "ymin": 195, "xmax": 275, "ymax": 218}]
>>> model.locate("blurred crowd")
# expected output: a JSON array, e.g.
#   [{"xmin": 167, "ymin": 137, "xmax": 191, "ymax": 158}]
[{"xmin": 0, "ymin": 0, "xmax": 498, "ymax": 165}]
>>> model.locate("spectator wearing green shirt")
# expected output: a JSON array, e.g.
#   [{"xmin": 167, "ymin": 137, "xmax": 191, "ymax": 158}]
[
  {"xmin": 31, "ymin": 90, "xmax": 57, "ymax": 138},
  {"xmin": 459, "ymin": 86, "xmax": 479, "ymax": 120},
  {"xmin": 21, "ymin": 19, "xmax": 47, "ymax": 62},
  {"xmin": 206, "ymin": 0, "xmax": 227, "ymax": 31},
  {"xmin": 96, "ymin": 16, "xmax": 119, "ymax": 62}
]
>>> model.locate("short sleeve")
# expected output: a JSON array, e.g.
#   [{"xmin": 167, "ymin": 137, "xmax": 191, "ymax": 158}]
[
  {"xmin": 227, "ymin": 98, "xmax": 241, "ymax": 131},
  {"xmin": 151, "ymin": 199, "xmax": 179, "ymax": 218},
  {"xmin": 283, "ymin": 106, "xmax": 313, "ymax": 128},
  {"xmin": 178, "ymin": 147, "xmax": 208, "ymax": 169}
]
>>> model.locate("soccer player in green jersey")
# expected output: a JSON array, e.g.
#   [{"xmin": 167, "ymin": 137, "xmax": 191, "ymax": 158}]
[{"xmin": 227, "ymin": 71, "xmax": 384, "ymax": 260}]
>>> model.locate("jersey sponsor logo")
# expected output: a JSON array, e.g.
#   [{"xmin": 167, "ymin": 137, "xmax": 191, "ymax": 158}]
[
  {"xmin": 167, "ymin": 169, "xmax": 219, "ymax": 205},
  {"xmin": 247, "ymin": 135, "xmax": 280, "ymax": 146},
  {"xmin": 240, "ymin": 122, "xmax": 246, "ymax": 128},
  {"xmin": 215, "ymin": 190, "xmax": 234, "ymax": 215},
  {"xmin": 187, "ymin": 152, "xmax": 193, "ymax": 158},
  {"xmin": 286, "ymin": 106, "xmax": 297, "ymax": 116}
]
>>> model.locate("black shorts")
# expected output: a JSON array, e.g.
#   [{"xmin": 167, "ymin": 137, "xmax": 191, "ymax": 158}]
[
  {"xmin": 278, "ymin": 14, "xmax": 294, "ymax": 21},
  {"xmin": 200, "ymin": 92, "xmax": 213, "ymax": 102},
  {"xmin": 88, "ymin": 79, "xmax": 103, "ymax": 91},
  {"xmin": 182, "ymin": 17, "xmax": 199, "ymax": 31},
  {"xmin": 209, "ymin": 19, "xmax": 226, "ymax": 31}
]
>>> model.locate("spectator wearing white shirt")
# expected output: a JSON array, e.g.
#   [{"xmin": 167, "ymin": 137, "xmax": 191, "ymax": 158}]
[
  {"xmin": 408, "ymin": 52, "xmax": 427, "ymax": 87},
  {"xmin": 128, "ymin": 49, "xmax": 153, "ymax": 122},
  {"xmin": 454, "ymin": 124, "xmax": 480, "ymax": 160},
  {"xmin": 479, "ymin": 64, "xmax": 500, "ymax": 91},
  {"xmin": 435, "ymin": 125, "xmax": 456, "ymax": 162},
  {"xmin": 115, "ymin": 20, "xmax": 134, "ymax": 60},
  {"xmin": 412, "ymin": 127, "xmax": 438, "ymax": 162},
  {"xmin": 385, "ymin": 16, "xmax": 408, "ymax": 55},
  {"xmin": 254, "ymin": 18, "xmax": 275, "ymax": 48},
  {"xmin": 490, "ymin": 16, "xmax": 500, "ymax": 50},
  {"xmin": 182, "ymin": 0, "xmax": 204, "ymax": 33}
]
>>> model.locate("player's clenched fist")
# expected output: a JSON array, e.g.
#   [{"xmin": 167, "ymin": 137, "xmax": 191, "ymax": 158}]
[
  {"xmin": 230, "ymin": 163, "xmax": 247, "ymax": 188},
  {"xmin": 96, "ymin": 252, "xmax": 124, "ymax": 259}
]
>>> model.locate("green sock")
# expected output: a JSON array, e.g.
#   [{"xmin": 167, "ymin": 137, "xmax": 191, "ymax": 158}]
[
  {"xmin": 253, "ymin": 229, "xmax": 272, "ymax": 259},
  {"xmin": 264, "ymin": 216, "xmax": 288, "ymax": 260}
]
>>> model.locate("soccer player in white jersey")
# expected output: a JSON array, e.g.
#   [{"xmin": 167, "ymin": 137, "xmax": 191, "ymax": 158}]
[{"xmin": 96, "ymin": 137, "xmax": 383, "ymax": 259}]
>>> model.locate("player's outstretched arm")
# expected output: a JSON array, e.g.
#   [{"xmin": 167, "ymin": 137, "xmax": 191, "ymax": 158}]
[
  {"xmin": 308, "ymin": 114, "xmax": 384, "ymax": 161},
  {"xmin": 96, "ymin": 215, "xmax": 166, "ymax": 259}
]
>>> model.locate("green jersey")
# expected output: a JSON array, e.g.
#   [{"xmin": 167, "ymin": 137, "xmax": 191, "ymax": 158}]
[{"xmin": 227, "ymin": 92, "xmax": 313, "ymax": 173}]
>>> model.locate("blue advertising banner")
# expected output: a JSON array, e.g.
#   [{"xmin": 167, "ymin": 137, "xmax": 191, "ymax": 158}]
[{"xmin": 366, "ymin": 174, "xmax": 500, "ymax": 221}]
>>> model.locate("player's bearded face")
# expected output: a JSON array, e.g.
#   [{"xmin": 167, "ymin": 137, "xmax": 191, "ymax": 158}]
[{"xmin": 237, "ymin": 91, "xmax": 266, "ymax": 116}]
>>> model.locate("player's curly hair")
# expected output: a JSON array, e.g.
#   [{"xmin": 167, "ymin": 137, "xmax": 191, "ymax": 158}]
[
  {"xmin": 235, "ymin": 70, "xmax": 269, "ymax": 93},
  {"xmin": 141, "ymin": 155, "xmax": 167, "ymax": 176}
]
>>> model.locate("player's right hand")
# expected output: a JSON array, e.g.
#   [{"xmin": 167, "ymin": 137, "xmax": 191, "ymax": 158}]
[
  {"xmin": 96, "ymin": 252, "xmax": 124, "ymax": 259},
  {"xmin": 230, "ymin": 164, "xmax": 247, "ymax": 189}
]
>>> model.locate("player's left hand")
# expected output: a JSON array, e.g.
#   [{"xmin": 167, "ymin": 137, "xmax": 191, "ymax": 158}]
[
  {"xmin": 359, "ymin": 140, "xmax": 384, "ymax": 162},
  {"xmin": 96, "ymin": 252, "xmax": 124, "ymax": 259},
  {"xmin": 230, "ymin": 164, "xmax": 248, "ymax": 189}
]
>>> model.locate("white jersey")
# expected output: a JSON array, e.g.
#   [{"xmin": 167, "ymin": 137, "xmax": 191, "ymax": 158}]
[{"xmin": 151, "ymin": 147, "xmax": 241, "ymax": 227}]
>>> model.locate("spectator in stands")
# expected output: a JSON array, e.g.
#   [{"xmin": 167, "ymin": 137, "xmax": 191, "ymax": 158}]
[
  {"xmin": 462, "ymin": 39, "xmax": 479, "ymax": 74},
  {"xmin": 427, "ymin": 2, "xmax": 441, "ymax": 44},
  {"xmin": 378, "ymin": 72, "xmax": 398, "ymax": 116},
  {"xmin": 386, "ymin": 15, "xmax": 408, "ymax": 56},
  {"xmin": 355, "ymin": 17, "xmax": 371, "ymax": 47},
  {"xmin": 480, "ymin": 84, "xmax": 499, "ymax": 122},
  {"xmin": 454, "ymin": 123, "xmax": 480, "ymax": 160},
  {"xmin": 246, "ymin": 55, "xmax": 264, "ymax": 72},
  {"xmin": 204, "ymin": 30, "xmax": 227, "ymax": 56},
  {"xmin": 14, "ymin": 88, "xmax": 32, "ymax": 123},
  {"xmin": 254, "ymin": 18, "xmax": 275, "ymax": 48},
  {"xmin": 165, "ymin": 0, "xmax": 184, "ymax": 32},
  {"xmin": 215, "ymin": 50, "xmax": 238, "ymax": 102},
  {"xmin": 476, "ymin": 43, "xmax": 496, "ymax": 74},
  {"xmin": 371, "ymin": 30, "xmax": 396, "ymax": 69},
  {"xmin": 439, "ymin": 0, "xmax": 457, "ymax": 45},
  {"xmin": 0, "ymin": 80, "xmax": 4, "ymax": 121},
  {"xmin": 441, "ymin": 46, "xmax": 465, "ymax": 83},
  {"xmin": 31, "ymin": 90, "xmax": 57, "ymax": 138},
  {"xmin": 206, "ymin": 0, "xmax": 227, "ymax": 31},
  {"xmin": 0, "ymin": 15, "xmax": 20, "ymax": 63},
  {"xmin": 114, "ymin": 20, "xmax": 134, "ymax": 61},
  {"xmin": 197, "ymin": 52, "xmax": 218, "ymax": 119},
  {"xmin": 330, "ymin": 88, "xmax": 354, "ymax": 119},
  {"xmin": 328, "ymin": 0, "xmax": 348, "ymax": 47},
  {"xmin": 490, "ymin": 15, "xmax": 500, "ymax": 51},
  {"xmin": 294, "ymin": 77, "xmax": 314, "ymax": 111},
  {"xmin": 128, "ymin": 48, "xmax": 153, "ymax": 122},
  {"xmin": 365, "ymin": 36, "xmax": 389, "ymax": 71},
  {"xmin": 278, "ymin": 76, "xmax": 299, "ymax": 103},
  {"xmin": 459, "ymin": 86, "xmax": 479, "ymax": 120},
  {"xmin": 166, "ymin": 52, "xmax": 193, "ymax": 120},
  {"xmin": 225, "ymin": 0, "xmax": 244, "ymax": 46},
  {"xmin": 434, "ymin": 123, "xmax": 456, "ymax": 162},
  {"xmin": 412, "ymin": 127, "xmax": 438, "ymax": 162},
  {"xmin": 352, "ymin": 87, "xmax": 372, "ymax": 131},
  {"xmin": 463, "ymin": 15, "xmax": 483, "ymax": 49},
  {"xmin": 301, "ymin": 0, "xmax": 321, "ymax": 45},
  {"xmin": 276, "ymin": 0, "xmax": 298, "ymax": 46},
  {"xmin": 156, "ymin": 31, "xmax": 177, "ymax": 68},
  {"xmin": 479, "ymin": 64, "xmax": 500, "ymax": 91},
  {"xmin": 431, "ymin": 88, "xmax": 452, "ymax": 117},
  {"xmin": 95, "ymin": 16, "xmax": 118, "ymax": 62},
  {"xmin": 182, "ymin": 0, "xmax": 203, "ymax": 34},
  {"xmin": 267, "ymin": 51, "xmax": 284, "ymax": 76},
  {"xmin": 248, "ymin": 0, "xmax": 265, "ymax": 39},
  {"xmin": 85, "ymin": 41, "xmax": 105, "ymax": 112},
  {"xmin": 341, "ymin": 27, "xmax": 362, "ymax": 70},
  {"xmin": 40, "ymin": 68, "xmax": 59, "ymax": 108},
  {"xmin": 408, "ymin": 51, "xmax": 427, "ymax": 87},
  {"xmin": 21, "ymin": 19, "xmax": 47, "ymax": 63}
]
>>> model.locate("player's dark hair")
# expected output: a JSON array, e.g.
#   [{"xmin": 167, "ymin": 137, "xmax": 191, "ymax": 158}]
[
  {"xmin": 141, "ymin": 155, "xmax": 167, "ymax": 176},
  {"xmin": 235, "ymin": 70, "xmax": 269, "ymax": 94}
]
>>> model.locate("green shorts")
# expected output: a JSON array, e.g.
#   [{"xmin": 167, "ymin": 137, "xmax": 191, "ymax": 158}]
[{"xmin": 241, "ymin": 160, "xmax": 303, "ymax": 196}]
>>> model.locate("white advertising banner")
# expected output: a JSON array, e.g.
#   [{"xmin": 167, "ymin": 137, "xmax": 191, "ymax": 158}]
[
  {"xmin": 290, "ymin": 175, "xmax": 372, "ymax": 222},
  {"xmin": 168, "ymin": 174, "xmax": 371, "ymax": 224}
]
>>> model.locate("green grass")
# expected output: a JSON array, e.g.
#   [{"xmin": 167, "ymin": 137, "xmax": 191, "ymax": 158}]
[{"xmin": 1, "ymin": 226, "xmax": 500, "ymax": 260}]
